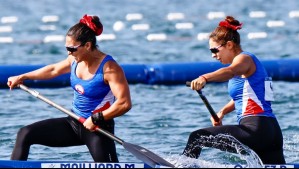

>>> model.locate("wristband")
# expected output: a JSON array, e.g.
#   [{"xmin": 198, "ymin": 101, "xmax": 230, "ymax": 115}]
[
  {"xmin": 200, "ymin": 75, "xmax": 208, "ymax": 83},
  {"xmin": 91, "ymin": 112, "xmax": 105, "ymax": 126}
]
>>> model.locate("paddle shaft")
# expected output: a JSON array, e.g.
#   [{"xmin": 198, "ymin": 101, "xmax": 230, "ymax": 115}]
[
  {"xmin": 186, "ymin": 81, "xmax": 220, "ymax": 122},
  {"xmin": 18, "ymin": 84, "xmax": 124, "ymax": 145},
  {"xmin": 18, "ymin": 84, "xmax": 175, "ymax": 168}
]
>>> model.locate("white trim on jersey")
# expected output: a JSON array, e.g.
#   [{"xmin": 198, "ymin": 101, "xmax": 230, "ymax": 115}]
[{"xmin": 241, "ymin": 80, "xmax": 264, "ymax": 114}]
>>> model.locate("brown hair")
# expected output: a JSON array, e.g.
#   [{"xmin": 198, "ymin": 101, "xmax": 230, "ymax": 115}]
[
  {"xmin": 66, "ymin": 15, "xmax": 103, "ymax": 50},
  {"xmin": 209, "ymin": 16, "xmax": 242, "ymax": 46}
]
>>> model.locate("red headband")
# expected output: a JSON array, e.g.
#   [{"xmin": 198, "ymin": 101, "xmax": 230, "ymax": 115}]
[
  {"xmin": 79, "ymin": 14, "xmax": 103, "ymax": 36},
  {"xmin": 219, "ymin": 20, "xmax": 243, "ymax": 31}
]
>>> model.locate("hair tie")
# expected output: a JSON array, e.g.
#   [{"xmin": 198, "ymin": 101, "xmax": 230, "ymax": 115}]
[
  {"xmin": 219, "ymin": 20, "xmax": 243, "ymax": 31},
  {"xmin": 79, "ymin": 14, "xmax": 103, "ymax": 36}
]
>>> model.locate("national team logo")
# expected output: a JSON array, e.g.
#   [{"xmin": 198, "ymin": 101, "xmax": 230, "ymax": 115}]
[{"xmin": 75, "ymin": 84, "xmax": 84, "ymax": 94}]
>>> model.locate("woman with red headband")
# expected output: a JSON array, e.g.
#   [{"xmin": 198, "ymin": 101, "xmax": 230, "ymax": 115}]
[
  {"xmin": 182, "ymin": 16, "xmax": 285, "ymax": 164},
  {"xmin": 7, "ymin": 14, "xmax": 132, "ymax": 162}
]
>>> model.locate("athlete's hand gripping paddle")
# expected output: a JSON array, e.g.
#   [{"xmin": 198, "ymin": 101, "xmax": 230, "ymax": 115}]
[{"xmin": 186, "ymin": 81, "xmax": 220, "ymax": 122}]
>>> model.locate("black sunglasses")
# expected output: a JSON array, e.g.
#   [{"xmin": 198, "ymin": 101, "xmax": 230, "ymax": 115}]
[
  {"xmin": 210, "ymin": 44, "xmax": 224, "ymax": 54},
  {"xmin": 65, "ymin": 44, "xmax": 83, "ymax": 53}
]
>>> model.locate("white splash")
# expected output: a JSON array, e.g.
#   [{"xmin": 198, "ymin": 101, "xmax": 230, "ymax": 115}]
[{"xmin": 166, "ymin": 134, "xmax": 263, "ymax": 168}]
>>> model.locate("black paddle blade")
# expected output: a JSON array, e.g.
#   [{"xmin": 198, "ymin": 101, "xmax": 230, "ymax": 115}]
[{"xmin": 123, "ymin": 142, "xmax": 175, "ymax": 168}]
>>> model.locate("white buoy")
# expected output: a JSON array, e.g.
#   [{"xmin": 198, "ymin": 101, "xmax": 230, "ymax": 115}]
[
  {"xmin": 0, "ymin": 37, "xmax": 14, "ymax": 43},
  {"xmin": 197, "ymin": 33, "xmax": 210, "ymax": 41},
  {"xmin": 39, "ymin": 25, "xmax": 57, "ymax": 31},
  {"xmin": 1, "ymin": 16, "xmax": 18, "ymax": 24},
  {"xmin": 247, "ymin": 32, "xmax": 268, "ymax": 39},
  {"xmin": 131, "ymin": 24, "xmax": 150, "ymax": 31},
  {"xmin": 207, "ymin": 12, "xmax": 225, "ymax": 20},
  {"xmin": 267, "ymin": 20, "xmax": 285, "ymax": 27},
  {"xmin": 43, "ymin": 35, "xmax": 65, "ymax": 43},
  {"xmin": 0, "ymin": 26, "xmax": 13, "ymax": 33},
  {"xmin": 42, "ymin": 15, "xmax": 59, "ymax": 23},
  {"xmin": 289, "ymin": 11, "xmax": 299, "ymax": 18},
  {"xmin": 167, "ymin": 13, "xmax": 185, "ymax": 21},
  {"xmin": 249, "ymin": 11, "xmax": 266, "ymax": 18},
  {"xmin": 175, "ymin": 23, "xmax": 194, "ymax": 30},
  {"xmin": 146, "ymin": 34, "xmax": 167, "ymax": 41},
  {"xmin": 113, "ymin": 21, "xmax": 125, "ymax": 32},
  {"xmin": 126, "ymin": 13, "xmax": 143, "ymax": 21},
  {"xmin": 97, "ymin": 34, "xmax": 116, "ymax": 41}
]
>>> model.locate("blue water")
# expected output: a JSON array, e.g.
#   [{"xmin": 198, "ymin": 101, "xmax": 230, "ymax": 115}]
[{"xmin": 1, "ymin": 0, "xmax": 299, "ymax": 167}]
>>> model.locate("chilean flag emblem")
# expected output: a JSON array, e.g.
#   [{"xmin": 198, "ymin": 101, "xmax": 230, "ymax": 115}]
[{"xmin": 75, "ymin": 84, "xmax": 84, "ymax": 94}]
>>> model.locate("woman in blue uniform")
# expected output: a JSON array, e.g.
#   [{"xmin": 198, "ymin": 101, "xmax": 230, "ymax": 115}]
[
  {"xmin": 183, "ymin": 16, "xmax": 285, "ymax": 164},
  {"xmin": 7, "ymin": 14, "xmax": 132, "ymax": 162}
]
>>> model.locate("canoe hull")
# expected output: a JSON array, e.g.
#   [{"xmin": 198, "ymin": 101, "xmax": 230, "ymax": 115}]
[
  {"xmin": 0, "ymin": 160, "xmax": 151, "ymax": 168},
  {"xmin": 0, "ymin": 160, "xmax": 298, "ymax": 168}
]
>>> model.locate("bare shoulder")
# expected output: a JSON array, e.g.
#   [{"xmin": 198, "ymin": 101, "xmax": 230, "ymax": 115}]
[
  {"xmin": 103, "ymin": 60, "xmax": 123, "ymax": 72},
  {"xmin": 66, "ymin": 55, "xmax": 75, "ymax": 65},
  {"xmin": 233, "ymin": 53, "xmax": 254, "ymax": 64},
  {"xmin": 102, "ymin": 60, "xmax": 127, "ymax": 84}
]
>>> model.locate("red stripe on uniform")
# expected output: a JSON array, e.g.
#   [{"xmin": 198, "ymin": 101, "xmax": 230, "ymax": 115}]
[
  {"xmin": 244, "ymin": 98, "xmax": 264, "ymax": 115},
  {"xmin": 92, "ymin": 102, "xmax": 111, "ymax": 114}
]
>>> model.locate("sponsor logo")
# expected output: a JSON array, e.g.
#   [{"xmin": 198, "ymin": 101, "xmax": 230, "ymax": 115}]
[
  {"xmin": 233, "ymin": 164, "xmax": 294, "ymax": 168},
  {"xmin": 263, "ymin": 165, "xmax": 294, "ymax": 168},
  {"xmin": 41, "ymin": 163, "xmax": 145, "ymax": 168}
]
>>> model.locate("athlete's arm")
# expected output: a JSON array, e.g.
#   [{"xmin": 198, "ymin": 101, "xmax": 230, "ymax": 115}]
[
  {"xmin": 190, "ymin": 54, "xmax": 256, "ymax": 91},
  {"xmin": 205, "ymin": 54, "xmax": 256, "ymax": 81},
  {"xmin": 102, "ymin": 61, "xmax": 132, "ymax": 119},
  {"xmin": 83, "ymin": 60, "xmax": 132, "ymax": 131},
  {"xmin": 7, "ymin": 56, "xmax": 73, "ymax": 90},
  {"xmin": 212, "ymin": 99, "xmax": 235, "ymax": 126}
]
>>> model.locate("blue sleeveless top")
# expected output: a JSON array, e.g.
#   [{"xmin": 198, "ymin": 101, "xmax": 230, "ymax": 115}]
[
  {"xmin": 70, "ymin": 55, "xmax": 116, "ymax": 119},
  {"xmin": 228, "ymin": 52, "xmax": 276, "ymax": 123}
]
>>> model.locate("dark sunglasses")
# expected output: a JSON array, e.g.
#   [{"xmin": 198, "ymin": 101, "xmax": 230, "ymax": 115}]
[
  {"xmin": 65, "ymin": 44, "xmax": 83, "ymax": 53},
  {"xmin": 210, "ymin": 44, "xmax": 224, "ymax": 54}
]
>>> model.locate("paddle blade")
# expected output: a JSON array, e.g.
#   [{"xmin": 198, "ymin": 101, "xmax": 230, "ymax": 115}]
[{"xmin": 123, "ymin": 142, "xmax": 174, "ymax": 168}]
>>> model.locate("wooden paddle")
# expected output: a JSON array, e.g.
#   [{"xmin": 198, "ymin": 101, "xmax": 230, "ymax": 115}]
[
  {"xmin": 186, "ymin": 81, "xmax": 220, "ymax": 122},
  {"xmin": 18, "ymin": 84, "xmax": 175, "ymax": 168}
]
